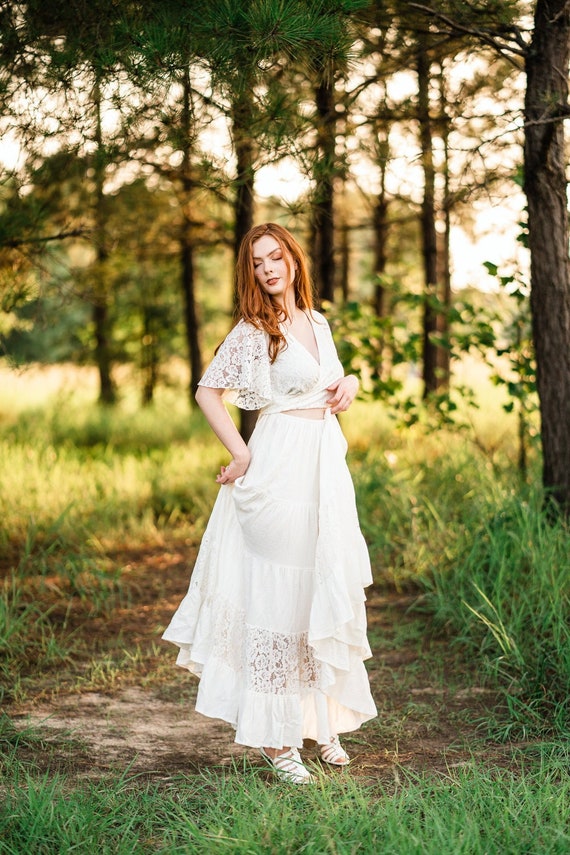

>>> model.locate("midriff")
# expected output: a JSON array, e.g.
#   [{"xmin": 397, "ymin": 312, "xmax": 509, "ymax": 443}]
[{"xmin": 282, "ymin": 407, "xmax": 327, "ymax": 420}]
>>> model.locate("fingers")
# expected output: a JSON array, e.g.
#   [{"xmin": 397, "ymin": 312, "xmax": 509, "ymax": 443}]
[
  {"xmin": 216, "ymin": 464, "xmax": 234, "ymax": 484},
  {"xmin": 326, "ymin": 386, "xmax": 351, "ymax": 413},
  {"xmin": 216, "ymin": 459, "xmax": 248, "ymax": 484},
  {"xmin": 328, "ymin": 398, "xmax": 348, "ymax": 414},
  {"xmin": 326, "ymin": 375, "xmax": 358, "ymax": 413}
]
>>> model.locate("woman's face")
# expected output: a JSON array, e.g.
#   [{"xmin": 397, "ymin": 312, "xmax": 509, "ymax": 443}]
[{"xmin": 252, "ymin": 234, "xmax": 295, "ymax": 304}]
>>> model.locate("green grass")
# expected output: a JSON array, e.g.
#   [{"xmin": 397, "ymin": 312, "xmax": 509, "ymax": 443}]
[
  {"xmin": 1, "ymin": 744, "xmax": 568, "ymax": 854},
  {"xmin": 1, "ymin": 366, "xmax": 568, "ymax": 729},
  {"xmin": 1, "ymin": 362, "xmax": 570, "ymax": 852},
  {"xmin": 422, "ymin": 492, "xmax": 570, "ymax": 740}
]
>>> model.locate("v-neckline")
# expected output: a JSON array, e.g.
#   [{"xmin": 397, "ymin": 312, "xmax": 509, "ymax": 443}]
[{"xmin": 285, "ymin": 313, "xmax": 321, "ymax": 366}]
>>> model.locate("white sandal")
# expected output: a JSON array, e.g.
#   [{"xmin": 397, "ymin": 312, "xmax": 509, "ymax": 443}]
[
  {"xmin": 319, "ymin": 735, "xmax": 350, "ymax": 767},
  {"xmin": 260, "ymin": 747, "xmax": 314, "ymax": 784}
]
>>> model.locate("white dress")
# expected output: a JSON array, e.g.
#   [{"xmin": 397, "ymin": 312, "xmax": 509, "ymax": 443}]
[{"xmin": 162, "ymin": 310, "xmax": 377, "ymax": 748}]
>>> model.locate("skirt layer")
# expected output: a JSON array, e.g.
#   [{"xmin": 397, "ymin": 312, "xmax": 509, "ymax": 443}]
[{"xmin": 162, "ymin": 410, "xmax": 377, "ymax": 748}]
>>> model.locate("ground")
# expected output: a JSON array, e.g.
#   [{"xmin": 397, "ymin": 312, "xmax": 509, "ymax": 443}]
[{"xmin": 6, "ymin": 545, "xmax": 515, "ymax": 784}]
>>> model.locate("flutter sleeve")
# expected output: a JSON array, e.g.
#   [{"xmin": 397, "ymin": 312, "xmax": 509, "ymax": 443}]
[{"xmin": 198, "ymin": 320, "xmax": 272, "ymax": 410}]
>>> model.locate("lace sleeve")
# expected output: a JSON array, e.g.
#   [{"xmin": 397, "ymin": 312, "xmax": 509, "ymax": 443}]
[{"xmin": 198, "ymin": 320, "xmax": 272, "ymax": 410}]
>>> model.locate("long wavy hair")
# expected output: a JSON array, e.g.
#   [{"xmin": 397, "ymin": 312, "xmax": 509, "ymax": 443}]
[{"xmin": 235, "ymin": 223, "xmax": 315, "ymax": 362}]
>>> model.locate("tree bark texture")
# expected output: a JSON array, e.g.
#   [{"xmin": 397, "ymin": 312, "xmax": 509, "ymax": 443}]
[
  {"xmin": 311, "ymin": 74, "xmax": 336, "ymax": 303},
  {"xmin": 181, "ymin": 239, "xmax": 202, "ymax": 400},
  {"xmin": 141, "ymin": 304, "xmax": 159, "ymax": 406},
  {"xmin": 436, "ymin": 70, "xmax": 451, "ymax": 389},
  {"xmin": 417, "ymin": 38, "xmax": 440, "ymax": 398},
  {"xmin": 180, "ymin": 68, "xmax": 203, "ymax": 402},
  {"xmin": 232, "ymin": 90, "xmax": 256, "ymax": 272},
  {"xmin": 372, "ymin": 115, "xmax": 391, "ymax": 319},
  {"xmin": 231, "ymin": 88, "xmax": 258, "ymax": 443},
  {"xmin": 373, "ymin": 197, "xmax": 389, "ymax": 318},
  {"xmin": 93, "ymin": 74, "xmax": 116, "ymax": 405},
  {"xmin": 338, "ymin": 201, "xmax": 350, "ymax": 302},
  {"xmin": 524, "ymin": 0, "xmax": 570, "ymax": 512}
]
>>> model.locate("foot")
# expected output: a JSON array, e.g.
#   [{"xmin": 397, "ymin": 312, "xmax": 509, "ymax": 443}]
[
  {"xmin": 260, "ymin": 747, "xmax": 314, "ymax": 784},
  {"xmin": 319, "ymin": 735, "xmax": 350, "ymax": 767}
]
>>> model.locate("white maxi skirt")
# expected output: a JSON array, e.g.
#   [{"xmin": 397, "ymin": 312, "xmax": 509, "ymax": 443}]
[{"xmin": 162, "ymin": 409, "xmax": 377, "ymax": 748}]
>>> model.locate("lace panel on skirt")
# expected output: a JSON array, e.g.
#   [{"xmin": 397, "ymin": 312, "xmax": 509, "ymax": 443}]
[{"xmin": 246, "ymin": 626, "xmax": 321, "ymax": 695}]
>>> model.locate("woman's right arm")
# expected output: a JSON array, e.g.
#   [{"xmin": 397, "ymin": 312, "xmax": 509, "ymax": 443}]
[{"xmin": 195, "ymin": 386, "xmax": 251, "ymax": 484}]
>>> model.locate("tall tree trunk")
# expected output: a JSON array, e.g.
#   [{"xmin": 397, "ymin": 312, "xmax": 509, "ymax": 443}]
[
  {"xmin": 311, "ymin": 72, "xmax": 336, "ymax": 303},
  {"xmin": 373, "ymin": 119, "xmax": 390, "ymax": 319},
  {"xmin": 181, "ymin": 239, "xmax": 202, "ymax": 399},
  {"xmin": 180, "ymin": 67, "xmax": 203, "ymax": 402},
  {"xmin": 372, "ymin": 196, "xmax": 389, "ymax": 318},
  {"xmin": 524, "ymin": 0, "xmax": 570, "ymax": 513},
  {"xmin": 437, "ymin": 64, "xmax": 451, "ymax": 389},
  {"xmin": 338, "ymin": 187, "xmax": 350, "ymax": 302},
  {"xmin": 232, "ymin": 90, "xmax": 256, "ymax": 272},
  {"xmin": 141, "ymin": 304, "xmax": 158, "ymax": 406},
  {"xmin": 371, "ymin": 145, "xmax": 390, "ymax": 384},
  {"xmin": 417, "ymin": 38, "xmax": 439, "ymax": 399},
  {"xmin": 93, "ymin": 74, "xmax": 115, "ymax": 405},
  {"xmin": 231, "ymin": 87, "xmax": 257, "ymax": 442}
]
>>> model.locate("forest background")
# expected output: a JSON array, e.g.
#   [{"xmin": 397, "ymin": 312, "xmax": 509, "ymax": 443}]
[{"xmin": 1, "ymin": 2, "xmax": 569, "ymax": 853}]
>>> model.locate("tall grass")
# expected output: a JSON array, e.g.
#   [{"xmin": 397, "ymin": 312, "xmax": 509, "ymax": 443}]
[
  {"xmin": 1, "ymin": 746, "xmax": 568, "ymax": 854},
  {"xmin": 1, "ymin": 365, "xmax": 569, "ymax": 737},
  {"xmin": 0, "ymin": 383, "xmax": 223, "ymax": 702},
  {"xmin": 2, "ymin": 365, "xmax": 570, "ymax": 851},
  {"xmin": 423, "ymin": 492, "xmax": 570, "ymax": 740},
  {"xmin": 0, "ymin": 396, "xmax": 221, "ymax": 556},
  {"xmin": 343, "ymin": 399, "xmax": 570, "ymax": 741}
]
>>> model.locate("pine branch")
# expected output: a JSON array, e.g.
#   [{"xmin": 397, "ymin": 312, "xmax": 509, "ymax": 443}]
[
  {"xmin": 408, "ymin": 3, "xmax": 528, "ymax": 65},
  {"xmin": 1, "ymin": 228, "xmax": 89, "ymax": 249}
]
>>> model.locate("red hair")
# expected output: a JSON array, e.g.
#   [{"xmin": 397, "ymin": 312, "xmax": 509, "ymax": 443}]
[{"xmin": 235, "ymin": 223, "xmax": 315, "ymax": 362}]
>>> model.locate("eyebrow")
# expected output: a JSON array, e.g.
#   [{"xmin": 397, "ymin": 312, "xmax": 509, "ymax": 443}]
[{"xmin": 252, "ymin": 248, "xmax": 282, "ymax": 261}]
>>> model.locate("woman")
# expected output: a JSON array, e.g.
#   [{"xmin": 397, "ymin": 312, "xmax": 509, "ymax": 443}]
[{"xmin": 162, "ymin": 223, "xmax": 377, "ymax": 783}]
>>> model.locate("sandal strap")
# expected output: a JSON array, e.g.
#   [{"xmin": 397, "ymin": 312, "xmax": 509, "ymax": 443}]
[
  {"xmin": 260, "ymin": 747, "xmax": 313, "ymax": 783},
  {"xmin": 319, "ymin": 735, "xmax": 350, "ymax": 766}
]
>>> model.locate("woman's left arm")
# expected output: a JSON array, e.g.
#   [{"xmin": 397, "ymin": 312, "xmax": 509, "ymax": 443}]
[{"xmin": 326, "ymin": 375, "xmax": 359, "ymax": 415}]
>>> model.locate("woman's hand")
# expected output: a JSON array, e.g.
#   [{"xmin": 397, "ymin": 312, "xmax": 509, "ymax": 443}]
[
  {"xmin": 326, "ymin": 375, "xmax": 359, "ymax": 415},
  {"xmin": 216, "ymin": 451, "xmax": 251, "ymax": 484}
]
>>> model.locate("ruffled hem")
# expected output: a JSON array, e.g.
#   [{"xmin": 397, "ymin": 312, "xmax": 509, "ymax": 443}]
[{"xmin": 162, "ymin": 410, "xmax": 377, "ymax": 746}]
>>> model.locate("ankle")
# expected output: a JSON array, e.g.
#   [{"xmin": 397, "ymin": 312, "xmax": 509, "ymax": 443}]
[{"xmin": 263, "ymin": 746, "xmax": 290, "ymax": 760}]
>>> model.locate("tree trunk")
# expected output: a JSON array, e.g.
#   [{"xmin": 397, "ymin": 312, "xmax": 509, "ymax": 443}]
[
  {"xmin": 231, "ymin": 87, "xmax": 258, "ymax": 443},
  {"xmin": 141, "ymin": 305, "xmax": 158, "ymax": 406},
  {"xmin": 372, "ymin": 196, "xmax": 389, "ymax": 318},
  {"xmin": 232, "ymin": 90, "xmax": 256, "ymax": 272},
  {"xmin": 338, "ymin": 195, "xmax": 350, "ymax": 302},
  {"xmin": 180, "ymin": 67, "xmax": 203, "ymax": 403},
  {"xmin": 181, "ymin": 239, "xmax": 202, "ymax": 399},
  {"xmin": 372, "ymin": 120, "xmax": 390, "ymax": 319},
  {"xmin": 311, "ymin": 73, "xmax": 336, "ymax": 303},
  {"xmin": 417, "ymin": 38, "xmax": 440, "ymax": 398},
  {"xmin": 93, "ymin": 301, "xmax": 115, "ymax": 405},
  {"xmin": 93, "ymin": 74, "xmax": 116, "ymax": 405},
  {"xmin": 372, "ymin": 193, "xmax": 389, "ymax": 384},
  {"xmin": 437, "ymin": 64, "xmax": 451, "ymax": 389},
  {"xmin": 524, "ymin": 0, "xmax": 570, "ymax": 513}
]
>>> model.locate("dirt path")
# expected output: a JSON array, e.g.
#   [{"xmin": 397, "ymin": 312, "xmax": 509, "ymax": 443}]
[
  {"xmin": 7, "ymin": 551, "xmax": 512, "ymax": 783},
  {"xmin": 13, "ymin": 687, "xmax": 248, "ymax": 780}
]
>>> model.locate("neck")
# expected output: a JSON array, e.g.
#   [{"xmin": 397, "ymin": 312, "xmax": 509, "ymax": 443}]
[{"xmin": 275, "ymin": 291, "xmax": 298, "ymax": 319}]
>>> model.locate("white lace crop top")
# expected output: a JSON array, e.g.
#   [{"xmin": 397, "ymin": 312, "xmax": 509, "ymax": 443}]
[{"xmin": 198, "ymin": 310, "xmax": 344, "ymax": 414}]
